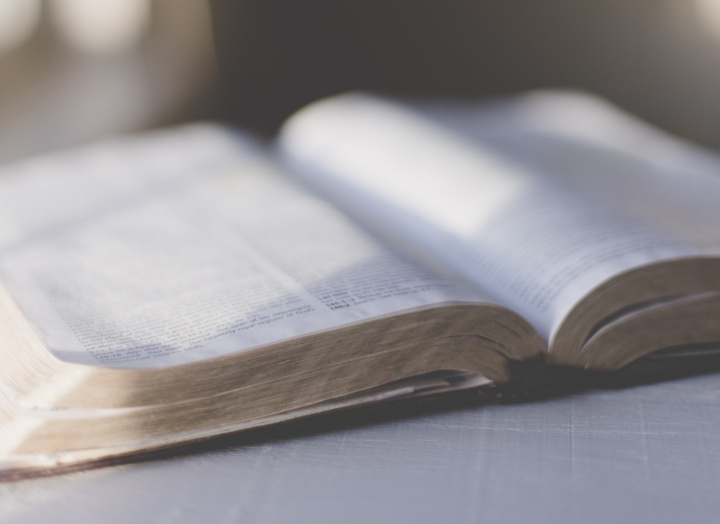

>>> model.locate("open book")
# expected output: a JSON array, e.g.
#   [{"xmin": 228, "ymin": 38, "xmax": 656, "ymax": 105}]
[{"xmin": 1, "ymin": 91, "xmax": 720, "ymax": 477}]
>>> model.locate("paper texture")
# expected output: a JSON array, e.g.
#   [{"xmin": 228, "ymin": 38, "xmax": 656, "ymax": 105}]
[
  {"xmin": 280, "ymin": 94, "xmax": 706, "ymax": 338},
  {"xmin": 0, "ymin": 127, "xmax": 487, "ymax": 368}
]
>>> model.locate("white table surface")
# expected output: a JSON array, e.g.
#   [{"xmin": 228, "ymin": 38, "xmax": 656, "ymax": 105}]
[{"xmin": 1, "ymin": 372, "xmax": 720, "ymax": 524}]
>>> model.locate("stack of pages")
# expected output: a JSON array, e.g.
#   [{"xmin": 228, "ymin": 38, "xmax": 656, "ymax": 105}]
[{"xmin": 1, "ymin": 91, "xmax": 719, "ymax": 477}]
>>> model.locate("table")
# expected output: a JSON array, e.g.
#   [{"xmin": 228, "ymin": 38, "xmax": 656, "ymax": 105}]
[{"xmin": 1, "ymin": 372, "xmax": 719, "ymax": 523}]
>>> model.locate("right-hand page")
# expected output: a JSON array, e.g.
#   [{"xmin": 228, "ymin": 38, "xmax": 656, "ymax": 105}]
[{"xmin": 279, "ymin": 91, "xmax": 720, "ymax": 369}]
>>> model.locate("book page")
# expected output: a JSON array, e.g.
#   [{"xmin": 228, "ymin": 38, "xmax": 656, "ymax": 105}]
[
  {"xmin": 280, "ymin": 95, "xmax": 705, "ymax": 340},
  {"xmin": 0, "ymin": 127, "xmax": 488, "ymax": 368},
  {"xmin": 422, "ymin": 91, "xmax": 720, "ymax": 253}
]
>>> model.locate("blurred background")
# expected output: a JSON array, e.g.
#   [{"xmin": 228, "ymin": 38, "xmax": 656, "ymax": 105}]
[{"xmin": 2, "ymin": 0, "xmax": 720, "ymax": 163}]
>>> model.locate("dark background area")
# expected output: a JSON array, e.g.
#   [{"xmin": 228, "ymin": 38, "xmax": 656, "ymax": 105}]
[
  {"xmin": 209, "ymin": 0, "xmax": 720, "ymax": 145},
  {"xmin": 2, "ymin": 0, "xmax": 720, "ymax": 160}
]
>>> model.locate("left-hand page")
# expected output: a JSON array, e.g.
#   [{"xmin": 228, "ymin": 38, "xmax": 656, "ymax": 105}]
[{"xmin": 0, "ymin": 125, "xmax": 487, "ymax": 368}]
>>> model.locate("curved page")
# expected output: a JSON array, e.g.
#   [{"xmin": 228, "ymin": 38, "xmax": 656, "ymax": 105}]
[
  {"xmin": 279, "ymin": 94, "xmax": 708, "ymax": 342},
  {"xmin": 0, "ymin": 126, "xmax": 490, "ymax": 368}
]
